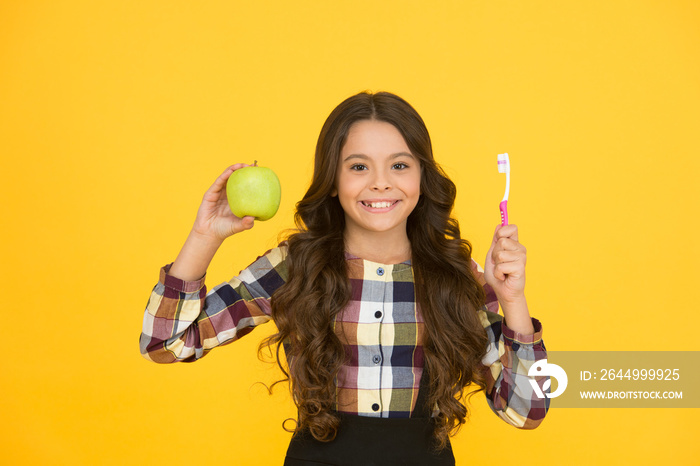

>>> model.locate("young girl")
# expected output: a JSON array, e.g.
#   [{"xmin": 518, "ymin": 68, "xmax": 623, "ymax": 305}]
[{"xmin": 140, "ymin": 91, "xmax": 548, "ymax": 465}]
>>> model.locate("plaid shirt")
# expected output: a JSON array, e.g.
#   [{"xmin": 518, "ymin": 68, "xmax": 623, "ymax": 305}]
[{"xmin": 140, "ymin": 245, "xmax": 548, "ymax": 428}]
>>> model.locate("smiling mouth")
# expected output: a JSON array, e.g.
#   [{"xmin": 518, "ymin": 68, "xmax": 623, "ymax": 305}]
[{"xmin": 360, "ymin": 200, "xmax": 399, "ymax": 208}]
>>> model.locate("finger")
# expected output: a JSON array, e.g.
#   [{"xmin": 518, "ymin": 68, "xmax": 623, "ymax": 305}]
[
  {"xmin": 238, "ymin": 216, "xmax": 255, "ymax": 231},
  {"xmin": 493, "ymin": 263, "xmax": 506, "ymax": 281},
  {"xmin": 491, "ymin": 255, "xmax": 524, "ymax": 280},
  {"xmin": 229, "ymin": 216, "xmax": 255, "ymax": 236},
  {"xmin": 230, "ymin": 162, "xmax": 251, "ymax": 171},
  {"xmin": 493, "ymin": 261, "xmax": 525, "ymax": 280},
  {"xmin": 494, "ymin": 237, "xmax": 525, "ymax": 253},
  {"xmin": 208, "ymin": 164, "xmax": 250, "ymax": 194},
  {"xmin": 488, "ymin": 224, "xmax": 504, "ymax": 251},
  {"xmin": 495, "ymin": 224, "xmax": 519, "ymax": 243},
  {"xmin": 492, "ymin": 249, "xmax": 525, "ymax": 265},
  {"xmin": 209, "ymin": 166, "xmax": 235, "ymax": 193}
]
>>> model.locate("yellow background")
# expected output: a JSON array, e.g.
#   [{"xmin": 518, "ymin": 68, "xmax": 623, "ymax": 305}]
[{"xmin": 1, "ymin": 1, "xmax": 698, "ymax": 464}]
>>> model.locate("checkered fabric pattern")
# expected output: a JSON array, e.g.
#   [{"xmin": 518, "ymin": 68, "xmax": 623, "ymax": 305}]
[{"xmin": 140, "ymin": 245, "xmax": 548, "ymax": 427}]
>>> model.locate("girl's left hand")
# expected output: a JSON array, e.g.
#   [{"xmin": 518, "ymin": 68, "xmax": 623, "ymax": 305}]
[{"xmin": 483, "ymin": 224, "xmax": 527, "ymax": 304}]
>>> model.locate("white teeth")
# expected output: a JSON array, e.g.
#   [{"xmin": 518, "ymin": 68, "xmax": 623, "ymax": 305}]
[{"xmin": 363, "ymin": 201, "xmax": 394, "ymax": 208}]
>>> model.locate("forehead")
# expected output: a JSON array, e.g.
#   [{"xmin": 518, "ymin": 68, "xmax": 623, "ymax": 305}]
[{"xmin": 341, "ymin": 120, "xmax": 411, "ymax": 156}]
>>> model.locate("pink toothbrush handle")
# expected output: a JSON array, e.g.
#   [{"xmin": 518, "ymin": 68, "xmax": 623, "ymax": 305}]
[{"xmin": 499, "ymin": 200, "xmax": 508, "ymax": 226}]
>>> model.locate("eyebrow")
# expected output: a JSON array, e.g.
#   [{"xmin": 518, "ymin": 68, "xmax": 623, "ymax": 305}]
[{"xmin": 342, "ymin": 152, "xmax": 415, "ymax": 163}]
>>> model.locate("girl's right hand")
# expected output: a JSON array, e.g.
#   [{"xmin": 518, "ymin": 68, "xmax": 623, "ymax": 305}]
[{"xmin": 191, "ymin": 164, "xmax": 255, "ymax": 241}]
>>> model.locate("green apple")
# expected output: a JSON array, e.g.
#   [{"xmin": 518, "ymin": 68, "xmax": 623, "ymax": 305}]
[{"xmin": 226, "ymin": 162, "xmax": 281, "ymax": 221}]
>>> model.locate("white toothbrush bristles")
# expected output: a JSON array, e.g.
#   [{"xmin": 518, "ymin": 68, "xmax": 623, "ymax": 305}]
[
  {"xmin": 498, "ymin": 153, "xmax": 510, "ymax": 202},
  {"xmin": 497, "ymin": 153, "xmax": 510, "ymax": 174}
]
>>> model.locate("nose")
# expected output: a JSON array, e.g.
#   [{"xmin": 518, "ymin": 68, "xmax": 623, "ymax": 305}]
[{"xmin": 371, "ymin": 168, "xmax": 392, "ymax": 191}]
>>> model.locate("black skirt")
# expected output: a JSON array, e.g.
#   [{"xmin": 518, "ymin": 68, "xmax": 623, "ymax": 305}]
[{"xmin": 283, "ymin": 413, "xmax": 455, "ymax": 466}]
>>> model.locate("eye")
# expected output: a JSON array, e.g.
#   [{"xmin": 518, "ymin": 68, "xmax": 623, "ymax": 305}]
[
  {"xmin": 392, "ymin": 162, "xmax": 409, "ymax": 170},
  {"xmin": 350, "ymin": 163, "xmax": 367, "ymax": 171}
]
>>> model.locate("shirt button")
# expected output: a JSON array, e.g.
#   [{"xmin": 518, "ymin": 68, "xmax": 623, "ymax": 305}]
[
  {"xmin": 375, "ymin": 311, "xmax": 382, "ymax": 319},
  {"xmin": 376, "ymin": 267, "xmax": 384, "ymax": 276},
  {"xmin": 372, "ymin": 355, "xmax": 381, "ymax": 364},
  {"xmin": 372, "ymin": 403, "xmax": 380, "ymax": 412}
]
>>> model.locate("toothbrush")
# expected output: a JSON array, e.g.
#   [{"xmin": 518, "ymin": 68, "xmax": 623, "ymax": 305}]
[{"xmin": 497, "ymin": 153, "xmax": 510, "ymax": 226}]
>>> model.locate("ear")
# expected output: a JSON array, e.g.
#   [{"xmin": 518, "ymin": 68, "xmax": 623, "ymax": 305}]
[{"xmin": 330, "ymin": 188, "xmax": 338, "ymax": 197}]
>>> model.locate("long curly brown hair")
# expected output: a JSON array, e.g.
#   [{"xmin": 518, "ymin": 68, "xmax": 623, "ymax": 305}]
[{"xmin": 260, "ymin": 91, "xmax": 488, "ymax": 449}]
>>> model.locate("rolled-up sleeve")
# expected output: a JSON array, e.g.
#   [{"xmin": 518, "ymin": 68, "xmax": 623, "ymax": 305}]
[
  {"xmin": 139, "ymin": 245, "xmax": 288, "ymax": 363},
  {"xmin": 478, "ymin": 309, "xmax": 549, "ymax": 429}
]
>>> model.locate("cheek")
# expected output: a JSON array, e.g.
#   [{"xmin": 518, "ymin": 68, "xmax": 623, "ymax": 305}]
[
  {"xmin": 337, "ymin": 175, "xmax": 363, "ymax": 197},
  {"xmin": 411, "ymin": 174, "xmax": 422, "ymax": 197}
]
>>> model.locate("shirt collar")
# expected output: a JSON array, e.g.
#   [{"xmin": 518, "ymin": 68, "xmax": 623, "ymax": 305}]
[{"xmin": 344, "ymin": 251, "xmax": 412, "ymax": 266}]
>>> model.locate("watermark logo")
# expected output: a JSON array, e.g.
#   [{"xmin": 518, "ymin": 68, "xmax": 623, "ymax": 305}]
[{"xmin": 528, "ymin": 359, "xmax": 568, "ymax": 398}]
